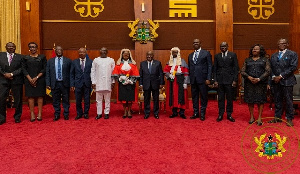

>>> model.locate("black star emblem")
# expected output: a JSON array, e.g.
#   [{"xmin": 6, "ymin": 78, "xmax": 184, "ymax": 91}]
[{"xmin": 268, "ymin": 134, "xmax": 273, "ymax": 141}]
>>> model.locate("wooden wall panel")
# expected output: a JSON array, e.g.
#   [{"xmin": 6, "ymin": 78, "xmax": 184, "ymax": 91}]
[
  {"xmin": 289, "ymin": 0, "xmax": 300, "ymax": 57},
  {"xmin": 215, "ymin": 0, "xmax": 233, "ymax": 51},
  {"xmin": 20, "ymin": 0, "xmax": 41, "ymax": 54},
  {"xmin": 134, "ymin": 0, "xmax": 153, "ymax": 67}
]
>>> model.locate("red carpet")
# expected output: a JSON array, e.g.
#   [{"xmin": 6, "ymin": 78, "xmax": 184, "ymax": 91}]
[{"xmin": 1, "ymin": 100, "xmax": 300, "ymax": 174}]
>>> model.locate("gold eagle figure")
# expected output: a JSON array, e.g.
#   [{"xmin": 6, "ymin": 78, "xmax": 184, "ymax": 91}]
[
  {"xmin": 275, "ymin": 133, "xmax": 287, "ymax": 153},
  {"xmin": 148, "ymin": 19, "xmax": 159, "ymax": 39},
  {"xmin": 254, "ymin": 133, "xmax": 266, "ymax": 153},
  {"xmin": 128, "ymin": 19, "xmax": 139, "ymax": 38}
]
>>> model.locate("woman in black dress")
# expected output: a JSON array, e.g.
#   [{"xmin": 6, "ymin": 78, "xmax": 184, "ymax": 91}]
[
  {"xmin": 22, "ymin": 42, "xmax": 47, "ymax": 121},
  {"xmin": 241, "ymin": 44, "xmax": 271, "ymax": 126}
]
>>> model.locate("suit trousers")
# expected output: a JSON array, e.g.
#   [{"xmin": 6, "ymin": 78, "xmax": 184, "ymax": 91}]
[
  {"xmin": 0, "ymin": 83, "xmax": 23, "ymax": 121},
  {"xmin": 143, "ymin": 85, "xmax": 159, "ymax": 115},
  {"xmin": 273, "ymin": 84, "xmax": 294, "ymax": 119},
  {"xmin": 52, "ymin": 81, "xmax": 70, "ymax": 117},
  {"xmin": 96, "ymin": 91, "xmax": 111, "ymax": 115},
  {"xmin": 191, "ymin": 83, "xmax": 208, "ymax": 116},
  {"xmin": 217, "ymin": 84, "xmax": 234, "ymax": 115},
  {"xmin": 75, "ymin": 84, "xmax": 91, "ymax": 115}
]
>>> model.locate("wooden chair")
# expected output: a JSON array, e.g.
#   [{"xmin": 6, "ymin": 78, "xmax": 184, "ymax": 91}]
[
  {"xmin": 6, "ymin": 90, "xmax": 14, "ymax": 108},
  {"xmin": 138, "ymin": 87, "xmax": 166, "ymax": 114},
  {"xmin": 292, "ymin": 74, "xmax": 300, "ymax": 114},
  {"xmin": 207, "ymin": 79, "xmax": 218, "ymax": 100},
  {"xmin": 238, "ymin": 77, "xmax": 245, "ymax": 104}
]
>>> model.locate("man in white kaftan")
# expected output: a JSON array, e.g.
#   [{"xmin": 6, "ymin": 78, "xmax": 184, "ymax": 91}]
[{"xmin": 91, "ymin": 47, "xmax": 115, "ymax": 119}]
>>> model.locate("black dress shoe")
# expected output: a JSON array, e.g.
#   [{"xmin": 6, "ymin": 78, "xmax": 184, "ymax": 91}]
[
  {"xmin": 37, "ymin": 118, "xmax": 42, "ymax": 121},
  {"xmin": 15, "ymin": 118, "xmax": 21, "ymax": 123},
  {"xmin": 75, "ymin": 115, "xmax": 82, "ymax": 120},
  {"xmin": 200, "ymin": 115, "xmax": 205, "ymax": 121},
  {"xmin": 64, "ymin": 115, "xmax": 69, "ymax": 120},
  {"xmin": 190, "ymin": 114, "xmax": 199, "ymax": 119},
  {"xmin": 169, "ymin": 114, "xmax": 178, "ymax": 118},
  {"xmin": 249, "ymin": 119, "xmax": 255, "ymax": 124},
  {"xmin": 216, "ymin": 115, "xmax": 223, "ymax": 122},
  {"xmin": 154, "ymin": 114, "xmax": 159, "ymax": 119},
  {"xmin": 268, "ymin": 118, "xmax": 282, "ymax": 123},
  {"xmin": 257, "ymin": 121, "xmax": 263, "ymax": 126},
  {"xmin": 104, "ymin": 114, "xmax": 109, "ymax": 119},
  {"xmin": 144, "ymin": 114, "xmax": 149, "ymax": 119},
  {"xmin": 227, "ymin": 116, "xmax": 235, "ymax": 122},
  {"xmin": 30, "ymin": 118, "xmax": 36, "ymax": 122},
  {"xmin": 95, "ymin": 114, "xmax": 102, "ymax": 120},
  {"xmin": 287, "ymin": 119, "xmax": 294, "ymax": 127},
  {"xmin": 84, "ymin": 114, "xmax": 89, "ymax": 119},
  {"xmin": 54, "ymin": 116, "xmax": 60, "ymax": 121},
  {"xmin": 128, "ymin": 115, "xmax": 132, "ymax": 119},
  {"xmin": 180, "ymin": 115, "xmax": 186, "ymax": 119}
]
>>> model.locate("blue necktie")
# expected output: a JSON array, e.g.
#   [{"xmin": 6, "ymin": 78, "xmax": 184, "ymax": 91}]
[
  {"xmin": 148, "ymin": 62, "xmax": 152, "ymax": 74},
  {"xmin": 193, "ymin": 51, "xmax": 198, "ymax": 64},
  {"xmin": 58, "ymin": 57, "xmax": 62, "ymax": 80},
  {"xmin": 278, "ymin": 51, "xmax": 283, "ymax": 60}
]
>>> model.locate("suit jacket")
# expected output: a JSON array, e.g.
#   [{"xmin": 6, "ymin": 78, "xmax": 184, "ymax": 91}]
[
  {"xmin": 46, "ymin": 56, "xmax": 72, "ymax": 89},
  {"xmin": 188, "ymin": 49, "xmax": 212, "ymax": 84},
  {"xmin": 0, "ymin": 52, "xmax": 24, "ymax": 85},
  {"xmin": 70, "ymin": 58, "xmax": 93, "ymax": 88},
  {"xmin": 270, "ymin": 49, "xmax": 298, "ymax": 86},
  {"xmin": 139, "ymin": 60, "xmax": 164, "ymax": 90},
  {"xmin": 213, "ymin": 51, "xmax": 239, "ymax": 85}
]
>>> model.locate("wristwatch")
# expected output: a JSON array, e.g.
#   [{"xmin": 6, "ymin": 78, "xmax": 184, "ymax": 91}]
[{"xmin": 10, "ymin": 73, "xmax": 13, "ymax": 77}]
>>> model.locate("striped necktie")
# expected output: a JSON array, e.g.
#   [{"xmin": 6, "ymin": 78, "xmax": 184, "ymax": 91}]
[{"xmin": 193, "ymin": 51, "xmax": 198, "ymax": 64}]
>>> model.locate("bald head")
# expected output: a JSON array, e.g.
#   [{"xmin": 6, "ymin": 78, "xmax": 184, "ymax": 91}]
[
  {"xmin": 78, "ymin": 47, "xmax": 86, "ymax": 59},
  {"xmin": 100, "ymin": 47, "xmax": 108, "ymax": 58},
  {"xmin": 146, "ymin": 51, "xmax": 154, "ymax": 61},
  {"xmin": 220, "ymin": 42, "xmax": 228, "ymax": 53}
]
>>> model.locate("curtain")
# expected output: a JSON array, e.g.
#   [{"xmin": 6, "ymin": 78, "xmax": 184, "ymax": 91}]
[{"xmin": 0, "ymin": 0, "xmax": 21, "ymax": 53}]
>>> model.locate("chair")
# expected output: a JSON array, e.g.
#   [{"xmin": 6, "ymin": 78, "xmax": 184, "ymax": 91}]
[
  {"xmin": 292, "ymin": 74, "xmax": 300, "ymax": 113},
  {"xmin": 207, "ymin": 80, "xmax": 218, "ymax": 100},
  {"xmin": 6, "ymin": 90, "xmax": 14, "ymax": 108},
  {"xmin": 239, "ymin": 77, "xmax": 245, "ymax": 104},
  {"xmin": 138, "ymin": 87, "xmax": 166, "ymax": 114}
]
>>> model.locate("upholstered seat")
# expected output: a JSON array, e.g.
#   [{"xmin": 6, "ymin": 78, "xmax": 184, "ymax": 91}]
[{"xmin": 293, "ymin": 74, "xmax": 300, "ymax": 101}]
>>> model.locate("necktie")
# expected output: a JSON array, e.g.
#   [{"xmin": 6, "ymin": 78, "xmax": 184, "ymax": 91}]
[
  {"xmin": 9, "ymin": 54, "xmax": 13, "ymax": 65},
  {"xmin": 193, "ymin": 51, "xmax": 198, "ymax": 64},
  {"xmin": 81, "ymin": 59, "xmax": 85, "ymax": 71},
  {"xmin": 278, "ymin": 51, "xmax": 283, "ymax": 60},
  {"xmin": 58, "ymin": 57, "xmax": 62, "ymax": 80},
  {"xmin": 148, "ymin": 62, "xmax": 152, "ymax": 74}
]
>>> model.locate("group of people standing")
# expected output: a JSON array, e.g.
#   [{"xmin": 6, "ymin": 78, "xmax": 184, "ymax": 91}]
[{"xmin": 0, "ymin": 38, "xmax": 298, "ymax": 127}]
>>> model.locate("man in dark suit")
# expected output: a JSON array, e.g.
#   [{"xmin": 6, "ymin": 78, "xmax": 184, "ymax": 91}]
[
  {"xmin": 188, "ymin": 39, "xmax": 212, "ymax": 121},
  {"xmin": 139, "ymin": 51, "xmax": 164, "ymax": 119},
  {"xmin": 70, "ymin": 47, "xmax": 93, "ymax": 120},
  {"xmin": 269, "ymin": 38, "xmax": 298, "ymax": 126},
  {"xmin": 0, "ymin": 42, "xmax": 24, "ymax": 125},
  {"xmin": 213, "ymin": 42, "xmax": 238, "ymax": 122},
  {"xmin": 46, "ymin": 46, "xmax": 72, "ymax": 121}
]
